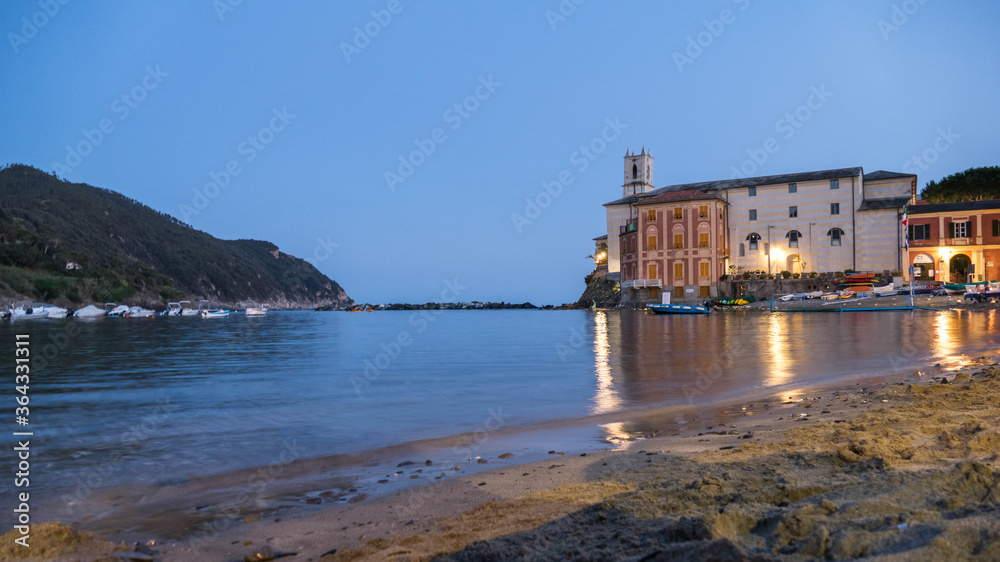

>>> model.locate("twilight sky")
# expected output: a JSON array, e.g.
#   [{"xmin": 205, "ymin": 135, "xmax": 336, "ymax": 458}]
[{"xmin": 2, "ymin": 1, "xmax": 998, "ymax": 304}]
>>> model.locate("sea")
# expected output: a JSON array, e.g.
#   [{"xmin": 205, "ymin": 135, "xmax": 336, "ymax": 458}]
[{"xmin": 2, "ymin": 308, "xmax": 998, "ymax": 531}]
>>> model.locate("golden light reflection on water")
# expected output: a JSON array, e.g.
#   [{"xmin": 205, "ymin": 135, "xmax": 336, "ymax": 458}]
[
  {"xmin": 591, "ymin": 311, "xmax": 621, "ymax": 415},
  {"xmin": 764, "ymin": 313, "xmax": 792, "ymax": 388},
  {"xmin": 933, "ymin": 310, "xmax": 958, "ymax": 364},
  {"xmin": 599, "ymin": 422, "xmax": 631, "ymax": 449}
]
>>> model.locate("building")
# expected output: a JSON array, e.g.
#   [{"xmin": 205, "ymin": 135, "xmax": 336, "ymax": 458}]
[
  {"xmin": 604, "ymin": 149, "xmax": 916, "ymax": 293},
  {"xmin": 906, "ymin": 200, "xmax": 1000, "ymax": 283},
  {"xmin": 619, "ymin": 189, "xmax": 727, "ymax": 305}
]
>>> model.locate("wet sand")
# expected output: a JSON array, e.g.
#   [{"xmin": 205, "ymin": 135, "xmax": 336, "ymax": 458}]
[{"xmin": 5, "ymin": 340, "xmax": 1000, "ymax": 560}]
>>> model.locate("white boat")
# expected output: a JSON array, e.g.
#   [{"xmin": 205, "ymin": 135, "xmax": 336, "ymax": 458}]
[
  {"xmin": 165, "ymin": 302, "xmax": 182, "ymax": 316},
  {"xmin": 183, "ymin": 300, "xmax": 207, "ymax": 316},
  {"xmin": 200, "ymin": 309, "xmax": 230, "ymax": 318},
  {"xmin": 105, "ymin": 303, "xmax": 130, "ymax": 317},
  {"xmin": 125, "ymin": 306, "xmax": 156, "ymax": 318},
  {"xmin": 8, "ymin": 307, "xmax": 49, "ymax": 321},
  {"xmin": 73, "ymin": 305, "xmax": 106, "ymax": 319},
  {"xmin": 245, "ymin": 306, "xmax": 268, "ymax": 316},
  {"xmin": 33, "ymin": 304, "xmax": 69, "ymax": 318}
]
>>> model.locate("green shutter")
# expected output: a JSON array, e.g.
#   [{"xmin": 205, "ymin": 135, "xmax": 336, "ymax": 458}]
[{"xmin": 949, "ymin": 222, "xmax": 955, "ymax": 238}]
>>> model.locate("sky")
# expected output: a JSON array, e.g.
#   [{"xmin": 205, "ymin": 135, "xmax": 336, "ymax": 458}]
[{"xmin": 2, "ymin": 1, "xmax": 998, "ymax": 305}]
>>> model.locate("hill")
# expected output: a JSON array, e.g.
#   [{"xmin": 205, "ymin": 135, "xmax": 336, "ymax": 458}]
[
  {"xmin": 919, "ymin": 166, "xmax": 1000, "ymax": 203},
  {"xmin": 0, "ymin": 164, "xmax": 352, "ymax": 309}
]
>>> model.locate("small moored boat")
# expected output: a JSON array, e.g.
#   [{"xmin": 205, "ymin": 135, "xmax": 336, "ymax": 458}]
[
  {"xmin": 200, "ymin": 309, "xmax": 230, "ymax": 318},
  {"xmin": 648, "ymin": 303, "xmax": 711, "ymax": 315},
  {"xmin": 73, "ymin": 304, "xmax": 106, "ymax": 319},
  {"xmin": 8, "ymin": 306, "xmax": 49, "ymax": 321},
  {"xmin": 245, "ymin": 306, "xmax": 268, "ymax": 316}
]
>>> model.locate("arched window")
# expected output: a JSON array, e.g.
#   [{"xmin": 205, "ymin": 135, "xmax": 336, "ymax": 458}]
[
  {"xmin": 746, "ymin": 232, "xmax": 761, "ymax": 251},
  {"xmin": 632, "ymin": 164, "xmax": 638, "ymax": 179},
  {"xmin": 738, "ymin": 242, "xmax": 745, "ymax": 257},
  {"xmin": 828, "ymin": 228, "xmax": 845, "ymax": 246},
  {"xmin": 786, "ymin": 230, "xmax": 802, "ymax": 248}
]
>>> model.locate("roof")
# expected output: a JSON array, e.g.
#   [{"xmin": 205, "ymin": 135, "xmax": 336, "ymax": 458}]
[
  {"xmin": 864, "ymin": 170, "xmax": 915, "ymax": 181},
  {"xmin": 593, "ymin": 234, "xmax": 608, "ymax": 241},
  {"xmin": 603, "ymin": 166, "xmax": 863, "ymax": 206},
  {"xmin": 858, "ymin": 197, "xmax": 911, "ymax": 211},
  {"xmin": 635, "ymin": 189, "xmax": 726, "ymax": 206},
  {"xmin": 906, "ymin": 199, "xmax": 1000, "ymax": 215}
]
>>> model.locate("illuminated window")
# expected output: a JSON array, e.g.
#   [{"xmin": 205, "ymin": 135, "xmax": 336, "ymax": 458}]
[
  {"xmin": 699, "ymin": 233, "xmax": 709, "ymax": 247},
  {"xmin": 747, "ymin": 232, "xmax": 760, "ymax": 250},
  {"xmin": 674, "ymin": 262, "xmax": 683, "ymax": 279},
  {"xmin": 674, "ymin": 208, "xmax": 682, "ymax": 219},
  {"xmin": 648, "ymin": 263, "xmax": 657, "ymax": 280},
  {"xmin": 699, "ymin": 262, "xmax": 709, "ymax": 277},
  {"xmin": 647, "ymin": 236, "xmax": 657, "ymax": 250},
  {"xmin": 699, "ymin": 206, "xmax": 708, "ymax": 218},
  {"xmin": 647, "ymin": 209, "xmax": 656, "ymax": 221},
  {"xmin": 674, "ymin": 234, "xmax": 683, "ymax": 249}
]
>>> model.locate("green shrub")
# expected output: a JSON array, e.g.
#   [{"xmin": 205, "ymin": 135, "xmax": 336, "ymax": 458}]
[{"xmin": 32, "ymin": 276, "xmax": 67, "ymax": 300}]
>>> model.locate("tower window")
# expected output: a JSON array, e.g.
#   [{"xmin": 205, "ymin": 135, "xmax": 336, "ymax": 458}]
[
  {"xmin": 830, "ymin": 179, "xmax": 840, "ymax": 190},
  {"xmin": 748, "ymin": 187, "xmax": 757, "ymax": 197},
  {"xmin": 828, "ymin": 227, "xmax": 844, "ymax": 246},
  {"xmin": 789, "ymin": 183, "xmax": 797, "ymax": 193},
  {"xmin": 749, "ymin": 209, "xmax": 757, "ymax": 221},
  {"xmin": 789, "ymin": 206, "xmax": 797, "ymax": 218},
  {"xmin": 632, "ymin": 164, "xmax": 638, "ymax": 179},
  {"xmin": 831, "ymin": 203, "xmax": 840, "ymax": 215}
]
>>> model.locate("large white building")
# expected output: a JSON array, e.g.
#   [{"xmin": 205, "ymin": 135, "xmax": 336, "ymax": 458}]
[{"xmin": 603, "ymin": 150, "xmax": 915, "ymax": 278}]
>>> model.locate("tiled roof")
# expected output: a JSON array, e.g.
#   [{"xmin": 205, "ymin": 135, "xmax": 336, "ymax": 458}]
[
  {"xmin": 906, "ymin": 200, "xmax": 1000, "ymax": 214},
  {"xmin": 859, "ymin": 197, "xmax": 911, "ymax": 210},
  {"xmin": 593, "ymin": 234, "xmax": 608, "ymax": 241},
  {"xmin": 603, "ymin": 166, "xmax": 863, "ymax": 206},
  {"xmin": 636, "ymin": 189, "xmax": 726, "ymax": 206},
  {"xmin": 864, "ymin": 170, "xmax": 915, "ymax": 181}
]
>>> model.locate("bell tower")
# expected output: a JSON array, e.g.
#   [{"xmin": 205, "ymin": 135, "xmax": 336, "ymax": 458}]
[{"xmin": 623, "ymin": 147, "xmax": 654, "ymax": 196}]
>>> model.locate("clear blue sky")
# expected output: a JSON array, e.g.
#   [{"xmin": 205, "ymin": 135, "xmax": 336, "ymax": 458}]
[{"xmin": 2, "ymin": 1, "xmax": 998, "ymax": 304}]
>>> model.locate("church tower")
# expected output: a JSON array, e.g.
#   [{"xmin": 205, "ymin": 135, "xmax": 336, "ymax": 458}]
[{"xmin": 623, "ymin": 147, "xmax": 654, "ymax": 196}]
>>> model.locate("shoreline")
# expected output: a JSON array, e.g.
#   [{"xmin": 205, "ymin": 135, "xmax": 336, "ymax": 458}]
[{"xmin": 8, "ymin": 338, "xmax": 1000, "ymax": 561}]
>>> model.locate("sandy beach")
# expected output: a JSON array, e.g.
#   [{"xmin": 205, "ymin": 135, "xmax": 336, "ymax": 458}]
[{"xmin": 5, "ymin": 333, "xmax": 1000, "ymax": 561}]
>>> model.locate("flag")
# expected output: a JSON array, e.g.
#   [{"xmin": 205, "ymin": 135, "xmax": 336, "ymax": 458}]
[{"xmin": 902, "ymin": 212, "xmax": 908, "ymax": 250}]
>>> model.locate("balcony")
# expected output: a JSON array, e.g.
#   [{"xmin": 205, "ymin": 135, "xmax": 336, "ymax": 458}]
[
  {"xmin": 620, "ymin": 219, "xmax": 638, "ymax": 235},
  {"xmin": 621, "ymin": 279, "xmax": 663, "ymax": 289}
]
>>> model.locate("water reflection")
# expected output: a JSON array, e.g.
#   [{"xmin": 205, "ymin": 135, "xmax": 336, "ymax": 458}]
[{"xmin": 591, "ymin": 311, "xmax": 621, "ymax": 415}]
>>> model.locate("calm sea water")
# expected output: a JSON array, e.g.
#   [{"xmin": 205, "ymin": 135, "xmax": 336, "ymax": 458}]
[{"xmin": 3, "ymin": 308, "xmax": 999, "ymax": 505}]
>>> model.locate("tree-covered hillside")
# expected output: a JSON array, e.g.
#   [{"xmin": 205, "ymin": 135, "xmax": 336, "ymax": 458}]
[
  {"xmin": 919, "ymin": 167, "xmax": 1000, "ymax": 203},
  {"xmin": 0, "ymin": 164, "xmax": 352, "ymax": 308}
]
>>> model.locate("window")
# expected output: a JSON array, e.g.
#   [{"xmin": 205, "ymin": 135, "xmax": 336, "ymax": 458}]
[
  {"xmin": 993, "ymin": 220, "xmax": 999, "ymax": 237},
  {"xmin": 699, "ymin": 262, "xmax": 710, "ymax": 277},
  {"xmin": 699, "ymin": 233, "xmax": 709, "ymax": 247},
  {"xmin": 647, "ymin": 235, "xmax": 657, "ymax": 250},
  {"xmin": 632, "ymin": 164, "xmax": 638, "ymax": 179},
  {"xmin": 749, "ymin": 209, "xmax": 757, "ymax": 221},
  {"xmin": 831, "ymin": 203, "xmax": 840, "ymax": 215},
  {"xmin": 789, "ymin": 183, "xmax": 797, "ymax": 193},
  {"xmin": 675, "ymin": 286, "xmax": 684, "ymax": 298},
  {"xmin": 647, "ymin": 209, "xmax": 656, "ymax": 221},
  {"xmin": 649, "ymin": 287, "xmax": 660, "ymax": 299},
  {"xmin": 789, "ymin": 206, "xmax": 798, "ymax": 218},
  {"xmin": 674, "ymin": 262, "xmax": 683, "ymax": 279},
  {"xmin": 748, "ymin": 187, "xmax": 757, "ymax": 197},
  {"xmin": 747, "ymin": 232, "xmax": 760, "ymax": 250},
  {"xmin": 648, "ymin": 264, "xmax": 657, "ymax": 280},
  {"xmin": 828, "ymin": 227, "xmax": 844, "ymax": 246},
  {"xmin": 674, "ymin": 207, "xmax": 683, "ymax": 219},
  {"xmin": 786, "ymin": 230, "xmax": 801, "ymax": 248},
  {"xmin": 674, "ymin": 234, "xmax": 684, "ymax": 249},
  {"xmin": 949, "ymin": 221, "xmax": 970, "ymax": 238},
  {"xmin": 830, "ymin": 179, "xmax": 839, "ymax": 190},
  {"xmin": 909, "ymin": 224, "xmax": 930, "ymax": 240},
  {"xmin": 699, "ymin": 205, "xmax": 708, "ymax": 218},
  {"xmin": 738, "ymin": 243, "xmax": 745, "ymax": 257},
  {"xmin": 699, "ymin": 286, "xmax": 711, "ymax": 297}
]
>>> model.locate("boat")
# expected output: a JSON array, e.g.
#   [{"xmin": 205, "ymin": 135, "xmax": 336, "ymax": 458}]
[
  {"xmin": 200, "ymin": 308, "xmax": 230, "ymax": 318},
  {"xmin": 8, "ymin": 306, "xmax": 49, "ymax": 320},
  {"xmin": 73, "ymin": 304, "xmax": 106, "ymax": 318},
  {"xmin": 245, "ymin": 306, "xmax": 268, "ymax": 316},
  {"xmin": 710, "ymin": 295, "xmax": 756, "ymax": 306},
  {"xmin": 33, "ymin": 304, "xmax": 69, "ymax": 318},
  {"xmin": 165, "ymin": 302, "xmax": 182, "ymax": 316},
  {"xmin": 180, "ymin": 301, "xmax": 200, "ymax": 316},
  {"xmin": 125, "ymin": 306, "xmax": 156, "ymax": 318},
  {"xmin": 648, "ymin": 303, "xmax": 711, "ymax": 315},
  {"xmin": 943, "ymin": 283, "xmax": 968, "ymax": 295},
  {"xmin": 104, "ymin": 303, "xmax": 129, "ymax": 317}
]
